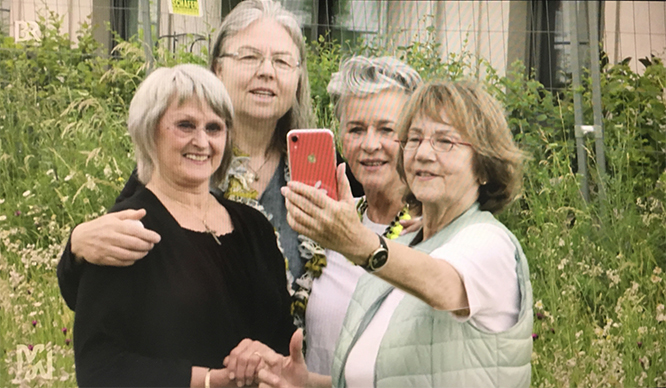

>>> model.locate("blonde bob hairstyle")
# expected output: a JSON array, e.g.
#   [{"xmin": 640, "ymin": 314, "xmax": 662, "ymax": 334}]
[
  {"xmin": 127, "ymin": 64, "xmax": 234, "ymax": 187},
  {"xmin": 396, "ymin": 80, "xmax": 524, "ymax": 214},
  {"xmin": 210, "ymin": 0, "xmax": 314, "ymax": 155},
  {"xmin": 327, "ymin": 55, "xmax": 421, "ymax": 121}
]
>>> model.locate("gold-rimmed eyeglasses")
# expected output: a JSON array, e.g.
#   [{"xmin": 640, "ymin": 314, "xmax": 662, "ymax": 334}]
[
  {"xmin": 396, "ymin": 136, "xmax": 473, "ymax": 152},
  {"xmin": 219, "ymin": 48, "xmax": 300, "ymax": 73}
]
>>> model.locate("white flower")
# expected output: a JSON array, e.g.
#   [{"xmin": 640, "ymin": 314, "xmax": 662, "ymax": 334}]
[
  {"xmin": 0, "ymin": 215, "xmax": 6, "ymax": 221},
  {"xmin": 22, "ymin": 190, "xmax": 31, "ymax": 197},
  {"xmin": 0, "ymin": 198, "xmax": 4, "ymax": 204}
]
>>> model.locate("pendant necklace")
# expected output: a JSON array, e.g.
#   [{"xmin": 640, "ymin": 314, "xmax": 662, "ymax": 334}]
[
  {"xmin": 247, "ymin": 152, "xmax": 273, "ymax": 183},
  {"xmin": 201, "ymin": 218, "xmax": 222, "ymax": 245}
]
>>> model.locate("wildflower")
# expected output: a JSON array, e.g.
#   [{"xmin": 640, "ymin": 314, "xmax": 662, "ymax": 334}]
[
  {"xmin": 532, "ymin": 333, "xmax": 539, "ymax": 340},
  {"xmin": 652, "ymin": 274, "xmax": 663, "ymax": 284},
  {"xmin": 65, "ymin": 338, "xmax": 71, "ymax": 346},
  {"xmin": 638, "ymin": 326, "xmax": 647, "ymax": 335},
  {"xmin": 637, "ymin": 341, "xmax": 643, "ymax": 348},
  {"xmin": 0, "ymin": 215, "xmax": 6, "ymax": 221},
  {"xmin": 0, "ymin": 198, "xmax": 4, "ymax": 204},
  {"xmin": 27, "ymin": 344, "xmax": 33, "ymax": 351},
  {"xmin": 31, "ymin": 320, "xmax": 37, "ymax": 327},
  {"xmin": 14, "ymin": 210, "xmax": 21, "ymax": 216},
  {"xmin": 535, "ymin": 300, "xmax": 543, "ymax": 310},
  {"xmin": 22, "ymin": 190, "xmax": 31, "ymax": 197},
  {"xmin": 62, "ymin": 327, "xmax": 67, "ymax": 335},
  {"xmin": 536, "ymin": 312, "xmax": 544, "ymax": 320},
  {"xmin": 550, "ymin": 328, "xmax": 555, "ymax": 334},
  {"xmin": 655, "ymin": 267, "xmax": 663, "ymax": 275}
]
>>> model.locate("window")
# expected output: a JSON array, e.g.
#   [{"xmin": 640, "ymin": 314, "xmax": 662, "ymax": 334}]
[{"xmin": 527, "ymin": 1, "xmax": 602, "ymax": 91}]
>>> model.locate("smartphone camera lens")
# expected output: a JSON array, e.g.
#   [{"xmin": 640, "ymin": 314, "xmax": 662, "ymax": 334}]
[{"xmin": 291, "ymin": 135, "xmax": 298, "ymax": 143}]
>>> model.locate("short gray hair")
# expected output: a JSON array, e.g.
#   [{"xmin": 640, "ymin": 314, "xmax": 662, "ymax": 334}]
[
  {"xmin": 210, "ymin": 0, "xmax": 314, "ymax": 155},
  {"xmin": 127, "ymin": 64, "xmax": 234, "ymax": 186},
  {"xmin": 327, "ymin": 56, "xmax": 421, "ymax": 120}
]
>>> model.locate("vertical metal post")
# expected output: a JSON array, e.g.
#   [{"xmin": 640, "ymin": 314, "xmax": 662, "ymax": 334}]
[
  {"xmin": 588, "ymin": 1, "xmax": 606, "ymax": 198},
  {"xmin": 567, "ymin": 1, "xmax": 590, "ymax": 202},
  {"xmin": 141, "ymin": 0, "xmax": 154, "ymax": 74}
]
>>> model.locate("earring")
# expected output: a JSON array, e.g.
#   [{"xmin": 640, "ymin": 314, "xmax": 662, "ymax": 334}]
[{"xmin": 479, "ymin": 179, "xmax": 487, "ymax": 186}]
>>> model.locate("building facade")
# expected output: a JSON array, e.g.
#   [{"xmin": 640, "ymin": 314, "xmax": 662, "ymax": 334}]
[{"xmin": 3, "ymin": 1, "xmax": 665, "ymax": 83}]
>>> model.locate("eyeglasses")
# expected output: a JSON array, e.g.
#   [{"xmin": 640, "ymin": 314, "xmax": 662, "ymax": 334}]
[
  {"xmin": 397, "ymin": 136, "xmax": 473, "ymax": 152},
  {"xmin": 219, "ymin": 48, "xmax": 300, "ymax": 73}
]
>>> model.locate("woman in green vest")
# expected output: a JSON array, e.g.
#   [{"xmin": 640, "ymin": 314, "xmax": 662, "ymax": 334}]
[{"xmin": 255, "ymin": 80, "xmax": 534, "ymax": 388}]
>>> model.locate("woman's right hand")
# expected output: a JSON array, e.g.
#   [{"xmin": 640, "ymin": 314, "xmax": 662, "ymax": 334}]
[
  {"xmin": 70, "ymin": 209, "xmax": 161, "ymax": 266},
  {"xmin": 257, "ymin": 330, "xmax": 314, "ymax": 388}
]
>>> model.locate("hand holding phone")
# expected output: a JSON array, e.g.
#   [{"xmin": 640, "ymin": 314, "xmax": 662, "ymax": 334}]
[{"xmin": 287, "ymin": 129, "xmax": 338, "ymax": 200}]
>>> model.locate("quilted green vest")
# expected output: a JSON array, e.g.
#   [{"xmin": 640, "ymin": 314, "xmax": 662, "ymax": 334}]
[{"xmin": 331, "ymin": 203, "xmax": 533, "ymax": 388}]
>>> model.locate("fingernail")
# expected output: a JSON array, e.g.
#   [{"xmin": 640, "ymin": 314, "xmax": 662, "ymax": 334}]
[
  {"xmin": 314, "ymin": 180, "xmax": 322, "ymax": 189},
  {"xmin": 237, "ymin": 381, "xmax": 243, "ymax": 387},
  {"xmin": 229, "ymin": 372, "xmax": 235, "ymax": 380}
]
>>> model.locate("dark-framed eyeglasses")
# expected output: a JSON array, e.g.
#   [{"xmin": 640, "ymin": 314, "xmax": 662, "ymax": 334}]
[
  {"xmin": 396, "ymin": 136, "xmax": 473, "ymax": 152},
  {"xmin": 219, "ymin": 48, "xmax": 300, "ymax": 73}
]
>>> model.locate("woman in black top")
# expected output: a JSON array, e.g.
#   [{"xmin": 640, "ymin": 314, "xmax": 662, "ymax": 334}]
[{"xmin": 71, "ymin": 64, "xmax": 294, "ymax": 387}]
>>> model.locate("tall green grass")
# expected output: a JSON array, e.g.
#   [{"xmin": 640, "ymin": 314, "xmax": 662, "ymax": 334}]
[{"xmin": 0, "ymin": 17, "xmax": 664, "ymax": 387}]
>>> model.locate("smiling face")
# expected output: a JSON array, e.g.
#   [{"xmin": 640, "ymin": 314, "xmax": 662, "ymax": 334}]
[
  {"xmin": 152, "ymin": 97, "xmax": 227, "ymax": 189},
  {"xmin": 403, "ymin": 110, "xmax": 480, "ymax": 210},
  {"xmin": 215, "ymin": 18, "xmax": 300, "ymax": 126},
  {"xmin": 340, "ymin": 89, "xmax": 409, "ymax": 195}
]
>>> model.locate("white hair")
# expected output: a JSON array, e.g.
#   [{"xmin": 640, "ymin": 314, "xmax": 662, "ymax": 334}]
[
  {"xmin": 127, "ymin": 64, "xmax": 234, "ymax": 185},
  {"xmin": 327, "ymin": 56, "xmax": 422, "ymax": 119}
]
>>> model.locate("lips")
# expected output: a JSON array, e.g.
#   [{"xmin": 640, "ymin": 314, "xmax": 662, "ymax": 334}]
[
  {"xmin": 415, "ymin": 169, "xmax": 438, "ymax": 177},
  {"xmin": 250, "ymin": 87, "xmax": 276, "ymax": 97},
  {"xmin": 360, "ymin": 160, "xmax": 387, "ymax": 167},
  {"xmin": 184, "ymin": 153, "xmax": 209, "ymax": 161}
]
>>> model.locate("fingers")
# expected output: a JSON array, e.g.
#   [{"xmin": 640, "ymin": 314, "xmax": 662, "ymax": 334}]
[
  {"xmin": 289, "ymin": 329, "xmax": 304, "ymax": 365},
  {"xmin": 336, "ymin": 163, "xmax": 354, "ymax": 205},
  {"xmin": 71, "ymin": 210, "xmax": 161, "ymax": 266},
  {"xmin": 225, "ymin": 339, "xmax": 275, "ymax": 387},
  {"xmin": 257, "ymin": 369, "xmax": 284, "ymax": 388},
  {"xmin": 114, "ymin": 208, "xmax": 147, "ymax": 221},
  {"xmin": 400, "ymin": 216, "xmax": 423, "ymax": 234}
]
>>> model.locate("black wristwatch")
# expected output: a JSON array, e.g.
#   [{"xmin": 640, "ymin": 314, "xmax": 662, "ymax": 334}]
[{"xmin": 360, "ymin": 234, "xmax": 389, "ymax": 273}]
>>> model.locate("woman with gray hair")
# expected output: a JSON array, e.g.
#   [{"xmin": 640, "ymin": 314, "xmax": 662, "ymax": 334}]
[
  {"xmin": 72, "ymin": 64, "xmax": 295, "ymax": 387},
  {"xmin": 58, "ymin": 0, "xmax": 326, "ymax": 328},
  {"xmin": 303, "ymin": 55, "xmax": 421, "ymax": 375}
]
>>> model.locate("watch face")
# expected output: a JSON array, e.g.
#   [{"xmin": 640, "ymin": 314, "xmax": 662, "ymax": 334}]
[{"xmin": 370, "ymin": 250, "xmax": 389, "ymax": 270}]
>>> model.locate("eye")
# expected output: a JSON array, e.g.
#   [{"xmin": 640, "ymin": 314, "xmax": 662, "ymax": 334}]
[
  {"xmin": 272, "ymin": 56, "xmax": 292, "ymax": 69},
  {"xmin": 347, "ymin": 126, "xmax": 365, "ymax": 135},
  {"xmin": 405, "ymin": 136, "xmax": 422, "ymax": 146},
  {"xmin": 379, "ymin": 126, "xmax": 395, "ymax": 135},
  {"xmin": 238, "ymin": 52, "xmax": 261, "ymax": 63},
  {"xmin": 433, "ymin": 137, "xmax": 454, "ymax": 150},
  {"xmin": 177, "ymin": 121, "xmax": 196, "ymax": 131},
  {"xmin": 205, "ymin": 122, "xmax": 225, "ymax": 135}
]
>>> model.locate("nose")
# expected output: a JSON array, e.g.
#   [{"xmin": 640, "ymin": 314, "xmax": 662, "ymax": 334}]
[
  {"xmin": 255, "ymin": 56, "xmax": 276, "ymax": 78},
  {"xmin": 360, "ymin": 127, "xmax": 382, "ymax": 153},
  {"xmin": 414, "ymin": 138, "xmax": 436, "ymax": 161},
  {"xmin": 190, "ymin": 127, "xmax": 209, "ymax": 147}
]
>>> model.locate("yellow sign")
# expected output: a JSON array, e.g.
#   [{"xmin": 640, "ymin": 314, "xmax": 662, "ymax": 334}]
[{"xmin": 168, "ymin": 0, "xmax": 203, "ymax": 17}]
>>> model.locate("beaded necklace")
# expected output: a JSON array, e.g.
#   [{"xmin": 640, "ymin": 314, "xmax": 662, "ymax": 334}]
[{"xmin": 355, "ymin": 197, "xmax": 411, "ymax": 240}]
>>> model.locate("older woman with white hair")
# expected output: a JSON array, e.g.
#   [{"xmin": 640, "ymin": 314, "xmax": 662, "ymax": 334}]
[
  {"xmin": 304, "ymin": 55, "xmax": 421, "ymax": 375},
  {"xmin": 72, "ymin": 64, "xmax": 295, "ymax": 387}
]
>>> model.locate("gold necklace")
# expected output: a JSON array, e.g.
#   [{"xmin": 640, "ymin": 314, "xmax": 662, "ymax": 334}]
[
  {"xmin": 201, "ymin": 218, "xmax": 222, "ymax": 245},
  {"xmin": 246, "ymin": 152, "xmax": 274, "ymax": 183}
]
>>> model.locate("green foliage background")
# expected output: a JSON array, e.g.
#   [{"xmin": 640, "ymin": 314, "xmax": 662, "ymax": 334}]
[{"xmin": 0, "ymin": 16, "xmax": 665, "ymax": 387}]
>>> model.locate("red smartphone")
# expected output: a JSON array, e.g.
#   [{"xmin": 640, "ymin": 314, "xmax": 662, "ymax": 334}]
[{"xmin": 287, "ymin": 129, "xmax": 338, "ymax": 200}]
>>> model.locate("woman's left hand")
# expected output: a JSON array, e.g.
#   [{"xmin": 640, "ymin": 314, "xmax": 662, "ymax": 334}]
[
  {"xmin": 223, "ymin": 339, "xmax": 275, "ymax": 387},
  {"xmin": 281, "ymin": 164, "xmax": 376, "ymax": 261}
]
